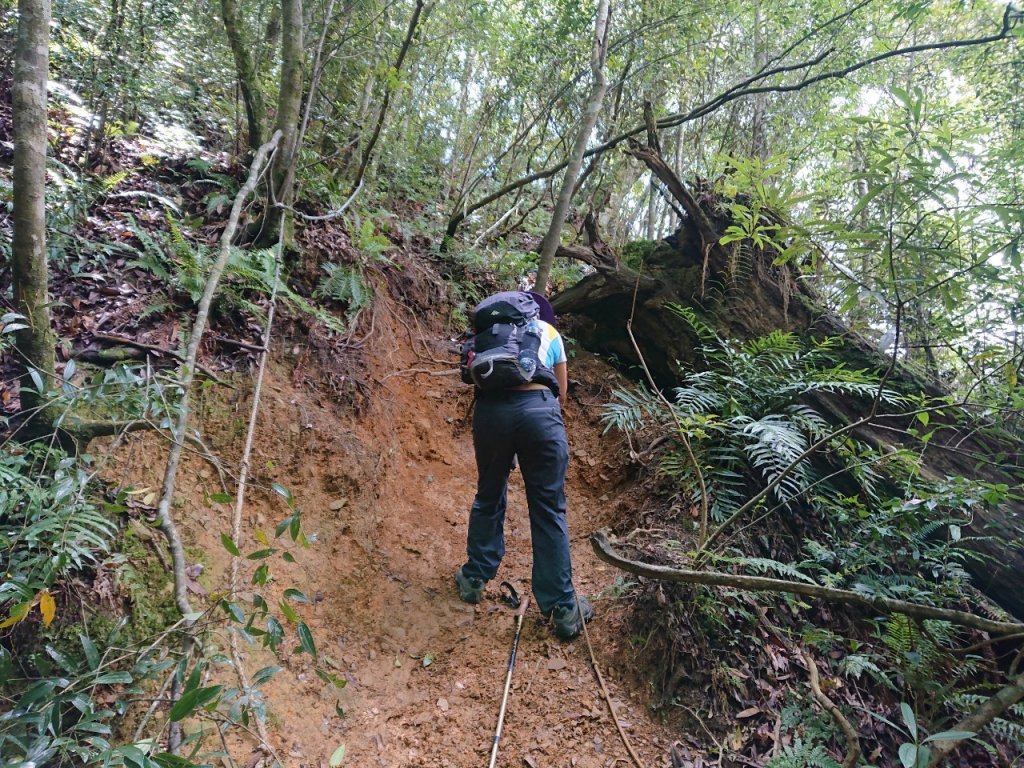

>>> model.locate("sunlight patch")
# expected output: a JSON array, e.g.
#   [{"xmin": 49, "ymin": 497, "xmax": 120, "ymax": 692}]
[{"xmin": 137, "ymin": 121, "xmax": 205, "ymax": 158}]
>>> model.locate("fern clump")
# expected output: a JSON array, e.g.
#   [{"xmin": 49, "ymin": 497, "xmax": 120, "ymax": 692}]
[
  {"xmin": 0, "ymin": 446, "xmax": 117, "ymax": 623},
  {"xmin": 602, "ymin": 306, "xmax": 903, "ymax": 525}
]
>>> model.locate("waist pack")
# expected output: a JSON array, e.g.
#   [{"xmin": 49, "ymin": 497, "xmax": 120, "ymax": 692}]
[{"xmin": 459, "ymin": 291, "xmax": 558, "ymax": 395}]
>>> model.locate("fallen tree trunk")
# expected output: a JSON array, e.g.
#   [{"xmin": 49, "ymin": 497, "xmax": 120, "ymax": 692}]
[{"xmin": 551, "ymin": 147, "xmax": 1024, "ymax": 620}]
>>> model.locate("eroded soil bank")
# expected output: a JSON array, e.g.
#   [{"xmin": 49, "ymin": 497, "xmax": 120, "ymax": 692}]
[{"xmin": 113, "ymin": 294, "xmax": 683, "ymax": 767}]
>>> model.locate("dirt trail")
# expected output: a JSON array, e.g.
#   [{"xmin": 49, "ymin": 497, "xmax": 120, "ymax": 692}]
[{"xmin": 145, "ymin": 297, "xmax": 680, "ymax": 767}]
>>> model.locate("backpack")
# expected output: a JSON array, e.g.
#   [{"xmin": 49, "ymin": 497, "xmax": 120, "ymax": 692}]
[{"xmin": 459, "ymin": 291, "xmax": 558, "ymax": 395}]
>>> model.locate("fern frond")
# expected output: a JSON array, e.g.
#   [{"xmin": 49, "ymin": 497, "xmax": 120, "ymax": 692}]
[
  {"xmin": 766, "ymin": 738, "xmax": 841, "ymax": 768},
  {"xmin": 742, "ymin": 329, "xmax": 800, "ymax": 358},
  {"xmin": 837, "ymin": 653, "xmax": 885, "ymax": 683},
  {"xmin": 883, "ymin": 613, "xmax": 915, "ymax": 655},
  {"xmin": 665, "ymin": 303, "xmax": 721, "ymax": 347},
  {"xmin": 102, "ymin": 169, "xmax": 130, "ymax": 191},
  {"xmin": 720, "ymin": 555, "xmax": 818, "ymax": 584}
]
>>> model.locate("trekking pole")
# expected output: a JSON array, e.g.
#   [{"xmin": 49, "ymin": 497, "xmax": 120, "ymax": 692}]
[{"xmin": 488, "ymin": 591, "xmax": 531, "ymax": 768}]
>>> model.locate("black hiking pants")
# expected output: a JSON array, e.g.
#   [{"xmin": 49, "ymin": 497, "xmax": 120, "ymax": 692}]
[{"xmin": 461, "ymin": 388, "xmax": 574, "ymax": 615}]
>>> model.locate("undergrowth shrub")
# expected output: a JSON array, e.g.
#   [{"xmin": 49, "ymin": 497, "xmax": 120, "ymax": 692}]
[
  {"xmin": 602, "ymin": 306, "xmax": 904, "ymax": 524},
  {"xmin": 1, "ymin": 355, "xmax": 344, "ymax": 765},
  {"xmin": 599, "ymin": 309, "xmax": 1021, "ymax": 763},
  {"xmin": 0, "ymin": 445, "xmax": 116, "ymax": 629}
]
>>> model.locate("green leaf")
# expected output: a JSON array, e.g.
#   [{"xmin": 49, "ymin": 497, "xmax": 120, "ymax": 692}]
[
  {"xmin": 279, "ymin": 600, "xmax": 300, "ymax": 624},
  {"xmin": 266, "ymin": 616, "xmax": 284, "ymax": 649},
  {"xmin": 252, "ymin": 563, "xmax": 269, "ymax": 585},
  {"xmin": 45, "ymin": 644, "xmax": 78, "ymax": 673},
  {"xmin": 169, "ymin": 685, "xmax": 223, "ymax": 721},
  {"xmin": 220, "ymin": 533, "xmax": 240, "ymax": 556},
  {"xmin": 94, "ymin": 671, "xmax": 134, "ymax": 684},
  {"xmin": 250, "ymin": 665, "xmax": 282, "ymax": 686},
  {"xmin": 315, "ymin": 667, "xmax": 347, "ymax": 688},
  {"xmin": 272, "ymin": 482, "xmax": 293, "ymax": 505},
  {"xmin": 210, "ymin": 492, "xmax": 233, "ymax": 504},
  {"xmin": 80, "ymin": 634, "xmax": 100, "ymax": 670},
  {"xmin": 899, "ymin": 743, "xmax": 918, "ymax": 768},
  {"xmin": 118, "ymin": 744, "xmax": 149, "ymax": 768},
  {"xmin": 923, "ymin": 730, "xmax": 975, "ymax": 743},
  {"xmin": 900, "ymin": 703, "xmax": 917, "ymax": 739},
  {"xmin": 329, "ymin": 744, "xmax": 346, "ymax": 766},
  {"xmin": 221, "ymin": 601, "xmax": 246, "ymax": 623},
  {"xmin": 283, "ymin": 588, "xmax": 310, "ymax": 603},
  {"xmin": 247, "ymin": 548, "xmax": 277, "ymax": 560},
  {"xmin": 153, "ymin": 752, "xmax": 197, "ymax": 767},
  {"xmin": 297, "ymin": 621, "xmax": 318, "ymax": 659}
]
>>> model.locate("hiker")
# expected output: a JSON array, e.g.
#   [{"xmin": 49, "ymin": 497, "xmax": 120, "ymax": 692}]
[{"xmin": 455, "ymin": 291, "xmax": 593, "ymax": 640}]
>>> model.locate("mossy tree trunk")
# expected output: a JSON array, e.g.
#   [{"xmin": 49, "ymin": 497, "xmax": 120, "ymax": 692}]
[
  {"xmin": 259, "ymin": 0, "xmax": 304, "ymax": 247},
  {"xmin": 12, "ymin": 0, "xmax": 56, "ymax": 428},
  {"xmin": 221, "ymin": 0, "xmax": 265, "ymax": 152}
]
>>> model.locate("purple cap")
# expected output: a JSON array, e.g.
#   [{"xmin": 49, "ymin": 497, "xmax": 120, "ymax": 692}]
[{"xmin": 527, "ymin": 291, "xmax": 556, "ymax": 325}]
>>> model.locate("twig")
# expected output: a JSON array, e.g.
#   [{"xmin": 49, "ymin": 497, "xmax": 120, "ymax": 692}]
[
  {"xmin": 226, "ymin": 225, "xmax": 283, "ymax": 758},
  {"xmin": 622, "ymin": 236, "xmax": 709, "ymax": 544},
  {"xmin": 577, "ymin": 595, "xmax": 646, "ymax": 768},
  {"xmin": 926, "ymin": 672, "xmax": 1024, "ymax": 766},
  {"xmin": 349, "ymin": 0, "xmax": 425, "ymax": 194},
  {"xmin": 157, "ymin": 130, "xmax": 280, "ymax": 618},
  {"xmin": 89, "ymin": 333, "xmax": 227, "ymax": 385},
  {"xmin": 157, "ymin": 130, "xmax": 281, "ymax": 753},
  {"xmin": 674, "ymin": 704, "xmax": 724, "ymax": 761},
  {"xmin": 132, "ymin": 666, "xmax": 178, "ymax": 742},
  {"xmin": 753, "ymin": 604, "xmax": 860, "ymax": 767},
  {"xmin": 379, "ymin": 367, "xmax": 460, "ymax": 382},
  {"xmin": 289, "ymin": 178, "xmax": 363, "ymax": 221},
  {"xmin": 801, "ymin": 650, "xmax": 861, "ymax": 768},
  {"xmin": 213, "ymin": 335, "xmax": 267, "ymax": 353}
]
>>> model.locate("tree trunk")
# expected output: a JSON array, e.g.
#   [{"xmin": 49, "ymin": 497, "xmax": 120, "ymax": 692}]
[
  {"xmin": 221, "ymin": 0, "xmax": 265, "ymax": 151},
  {"xmin": 750, "ymin": 3, "xmax": 768, "ymax": 161},
  {"xmin": 259, "ymin": 0, "xmax": 304, "ymax": 246},
  {"xmin": 533, "ymin": 0, "xmax": 611, "ymax": 295},
  {"xmin": 12, "ymin": 0, "xmax": 55, "ymax": 426}
]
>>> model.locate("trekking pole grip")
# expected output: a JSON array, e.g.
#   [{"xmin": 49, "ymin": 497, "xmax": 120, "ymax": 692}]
[{"xmin": 516, "ymin": 594, "xmax": 530, "ymax": 619}]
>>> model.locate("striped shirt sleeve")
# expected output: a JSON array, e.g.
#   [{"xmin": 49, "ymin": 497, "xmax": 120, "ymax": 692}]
[{"xmin": 537, "ymin": 321, "xmax": 567, "ymax": 368}]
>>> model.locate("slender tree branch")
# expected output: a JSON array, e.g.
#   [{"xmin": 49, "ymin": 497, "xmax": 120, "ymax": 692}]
[
  {"xmin": 156, "ymin": 130, "xmax": 281, "ymax": 620},
  {"xmin": 350, "ymin": 0, "xmax": 424, "ymax": 194},
  {"xmin": 925, "ymin": 673, "xmax": 1024, "ymax": 766},
  {"xmin": 227, "ymin": 235, "xmax": 282, "ymax": 758},
  {"xmin": 444, "ymin": 9, "xmax": 1017, "ymax": 242},
  {"xmin": 802, "ymin": 650, "xmax": 861, "ymax": 768},
  {"xmin": 591, "ymin": 529, "xmax": 1024, "ymax": 636}
]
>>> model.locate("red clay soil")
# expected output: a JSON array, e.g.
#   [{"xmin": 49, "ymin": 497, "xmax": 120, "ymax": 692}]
[{"xmin": 112, "ymin": 294, "xmax": 684, "ymax": 768}]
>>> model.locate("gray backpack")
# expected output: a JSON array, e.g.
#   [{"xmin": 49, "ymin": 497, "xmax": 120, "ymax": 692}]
[{"xmin": 459, "ymin": 292, "xmax": 558, "ymax": 395}]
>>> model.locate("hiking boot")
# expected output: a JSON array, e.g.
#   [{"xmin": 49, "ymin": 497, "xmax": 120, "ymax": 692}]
[
  {"xmin": 550, "ymin": 595, "xmax": 594, "ymax": 640},
  {"xmin": 454, "ymin": 566, "xmax": 484, "ymax": 604}
]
